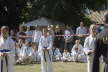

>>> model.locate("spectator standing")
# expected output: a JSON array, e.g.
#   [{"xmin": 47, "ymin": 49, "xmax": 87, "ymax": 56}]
[
  {"xmin": 76, "ymin": 22, "xmax": 88, "ymax": 45},
  {"xmin": 64, "ymin": 25, "xmax": 74, "ymax": 52},
  {"xmin": 33, "ymin": 26, "xmax": 42, "ymax": 46}
]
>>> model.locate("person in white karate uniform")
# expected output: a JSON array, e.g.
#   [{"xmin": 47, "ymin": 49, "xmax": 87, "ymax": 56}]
[
  {"xmin": 0, "ymin": 26, "xmax": 15, "ymax": 72},
  {"xmin": 71, "ymin": 40, "xmax": 86, "ymax": 62},
  {"xmin": 16, "ymin": 40, "xmax": 32, "ymax": 64},
  {"xmin": 16, "ymin": 39, "xmax": 26, "ymax": 64},
  {"xmin": 38, "ymin": 29, "xmax": 53, "ymax": 72},
  {"xmin": 52, "ymin": 47, "xmax": 62, "ymax": 61},
  {"xmin": 31, "ymin": 42, "xmax": 40, "ymax": 62},
  {"xmin": 84, "ymin": 24, "xmax": 97, "ymax": 72},
  {"xmin": 62, "ymin": 49, "xmax": 71, "ymax": 62}
]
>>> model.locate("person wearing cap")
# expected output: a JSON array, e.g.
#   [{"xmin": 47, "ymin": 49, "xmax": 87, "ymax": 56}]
[
  {"xmin": 0, "ymin": 26, "xmax": 15, "ymax": 72},
  {"xmin": 92, "ymin": 13, "xmax": 108, "ymax": 72},
  {"xmin": 38, "ymin": 29, "xmax": 53, "ymax": 72}
]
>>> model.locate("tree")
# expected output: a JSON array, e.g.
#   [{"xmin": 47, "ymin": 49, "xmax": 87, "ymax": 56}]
[
  {"xmin": 0, "ymin": 0, "xmax": 107, "ymax": 28},
  {"xmin": 18, "ymin": 0, "xmax": 107, "ymax": 26},
  {"xmin": 0, "ymin": 0, "xmax": 16, "ymax": 29}
]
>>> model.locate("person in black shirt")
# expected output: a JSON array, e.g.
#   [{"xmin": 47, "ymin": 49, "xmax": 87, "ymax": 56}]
[{"xmin": 92, "ymin": 13, "xmax": 108, "ymax": 72}]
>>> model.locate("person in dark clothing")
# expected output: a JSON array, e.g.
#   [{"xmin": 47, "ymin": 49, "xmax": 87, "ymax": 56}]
[
  {"xmin": 54, "ymin": 25, "xmax": 64, "ymax": 53},
  {"xmin": 92, "ymin": 13, "xmax": 108, "ymax": 72}
]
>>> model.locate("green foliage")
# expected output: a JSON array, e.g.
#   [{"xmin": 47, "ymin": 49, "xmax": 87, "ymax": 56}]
[
  {"xmin": 82, "ymin": 16, "xmax": 92, "ymax": 26},
  {"xmin": 16, "ymin": 0, "xmax": 108, "ymax": 26},
  {"xmin": 81, "ymin": 0, "xmax": 107, "ymax": 10}
]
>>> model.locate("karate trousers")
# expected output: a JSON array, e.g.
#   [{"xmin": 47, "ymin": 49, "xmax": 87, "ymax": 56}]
[
  {"xmin": 87, "ymin": 54, "xmax": 94, "ymax": 72},
  {"xmin": 0, "ymin": 55, "xmax": 14, "ymax": 72},
  {"xmin": 41, "ymin": 51, "xmax": 53, "ymax": 72}
]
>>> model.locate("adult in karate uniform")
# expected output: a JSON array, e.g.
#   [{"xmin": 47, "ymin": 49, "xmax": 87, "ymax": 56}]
[
  {"xmin": 38, "ymin": 29, "xmax": 53, "ymax": 72},
  {"xmin": 0, "ymin": 26, "xmax": 15, "ymax": 72},
  {"xmin": 84, "ymin": 24, "xmax": 97, "ymax": 72}
]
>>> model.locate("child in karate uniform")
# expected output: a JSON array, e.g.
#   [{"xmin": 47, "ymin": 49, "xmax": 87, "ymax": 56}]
[
  {"xmin": 52, "ymin": 47, "xmax": 62, "ymax": 61},
  {"xmin": 31, "ymin": 42, "xmax": 40, "ymax": 62},
  {"xmin": 62, "ymin": 49, "xmax": 71, "ymax": 62},
  {"xmin": 71, "ymin": 40, "xmax": 86, "ymax": 62}
]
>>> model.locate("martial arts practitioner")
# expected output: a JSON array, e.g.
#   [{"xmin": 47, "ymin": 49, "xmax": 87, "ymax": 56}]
[
  {"xmin": 0, "ymin": 26, "xmax": 15, "ymax": 72},
  {"xmin": 31, "ymin": 42, "xmax": 40, "ymax": 62},
  {"xmin": 16, "ymin": 40, "xmax": 32, "ymax": 64},
  {"xmin": 71, "ymin": 40, "xmax": 86, "ymax": 62},
  {"xmin": 92, "ymin": 13, "xmax": 108, "ymax": 72},
  {"xmin": 38, "ymin": 29, "xmax": 53, "ymax": 72},
  {"xmin": 16, "ymin": 39, "xmax": 26, "ymax": 64},
  {"xmin": 84, "ymin": 24, "xmax": 97, "ymax": 72},
  {"xmin": 62, "ymin": 49, "xmax": 71, "ymax": 62},
  {"xmin": 52, "ymin": 47, "xmax": 62, "ymax": 61}
]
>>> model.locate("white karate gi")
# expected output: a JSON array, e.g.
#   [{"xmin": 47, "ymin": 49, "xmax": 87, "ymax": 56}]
[
  {"xmin": 18, "ymin": 44, "xmax": 27, "ymax": 59},
  {"xmin": 52, "ymin": 48, "xmax": 62, "ymax": 61},
  {"xmin": 62, "ymin": 52, "xmax": 71, "ymax": 61},
  {"xmin": 38, "ymin": 36, "xmax": 53, "ymax": 72},
  {"xmin": 16, "ymin": 45, "xmax": 32, "ymax": 63},
  {"xmin": 31, "ymin": 49, "xmax": 40, "ymax": 62},
  {"xmin": 84, "ymin": 35, "xmax": 96, "ymax": 72},
  {"xmin": 71, "ymin": 44, "xmax": 86, "ymax": 62},
  {"xmin": 0, "ymin": 36, "xmax": 15, "ymax": 72}
]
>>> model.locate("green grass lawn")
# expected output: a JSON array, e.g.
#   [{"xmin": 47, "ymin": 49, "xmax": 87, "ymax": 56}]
[{"xmin": 15, "ymin": 62, "xmax": 104, "ymax": 72}]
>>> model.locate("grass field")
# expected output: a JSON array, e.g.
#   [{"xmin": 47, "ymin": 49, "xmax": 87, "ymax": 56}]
[{"xmin": 15, "ymin": 62, "xmax": 104, "ymax": 72}]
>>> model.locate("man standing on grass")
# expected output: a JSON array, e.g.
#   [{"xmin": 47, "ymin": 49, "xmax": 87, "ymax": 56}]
[
  {"xmin": 38, "ymin": 29, "xmax": 53, "ymax": 72},
  {"xmin": 0, "ymin": 26, "xmax": 15, "ymax": 72}
]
